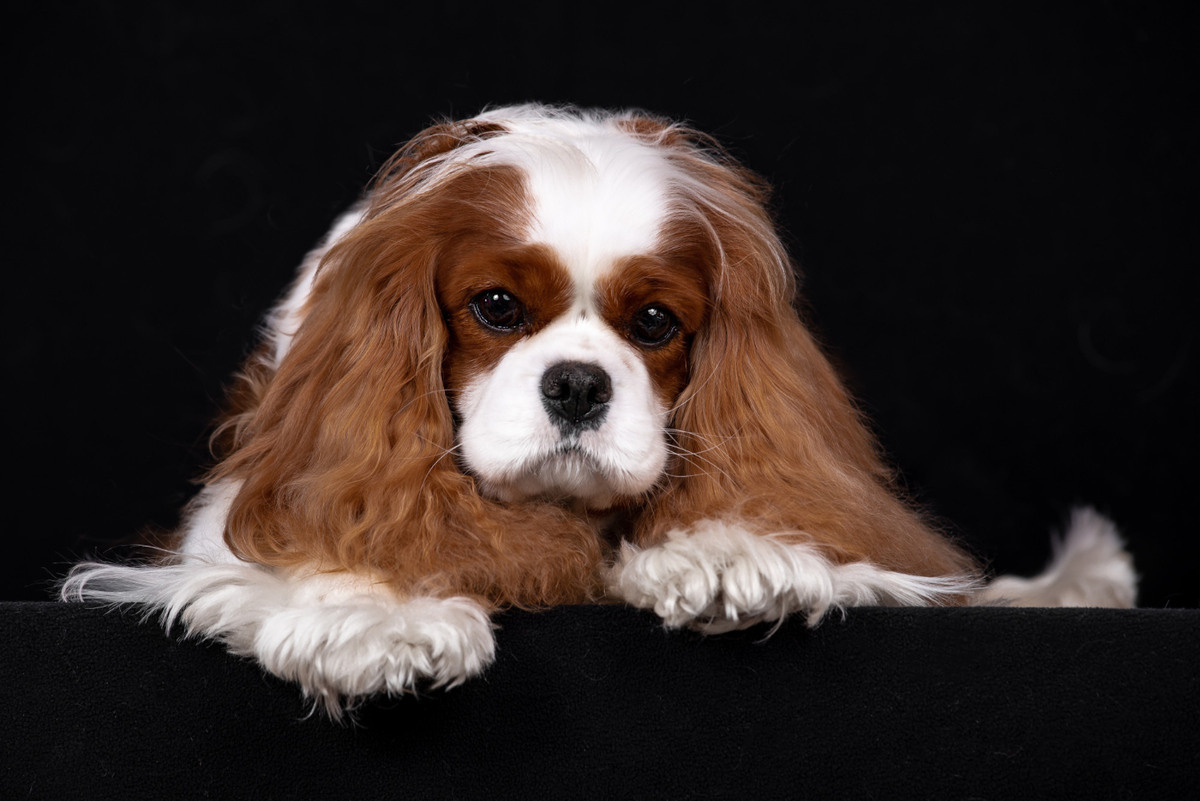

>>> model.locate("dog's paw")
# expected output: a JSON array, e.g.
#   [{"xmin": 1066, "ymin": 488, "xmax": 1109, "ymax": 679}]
[
  {"xmin": 609, "ymin": 520, "xmax": 978, "ymax": 632},
  {"xmin": 250, "ymin": 592, "xmax": 496, "ymax": 714},
  {"xmin": 608, "ymin": 521, "xmax": 841, "ymax": 632},
  {"xmin": 61, "ymin": 559, "xmax": 497, "ymax": 718}
]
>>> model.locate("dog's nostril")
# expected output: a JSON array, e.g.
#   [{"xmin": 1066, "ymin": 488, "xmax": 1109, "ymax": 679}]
[{"xmin": 541, "ymin": 361, "xmax": 612, "ymax": 429}]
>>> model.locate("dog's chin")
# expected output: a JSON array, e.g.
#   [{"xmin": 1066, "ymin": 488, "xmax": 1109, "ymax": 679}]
[{"xmin": 471, "ymin": 447, "xmax": 650, "ymax": 511}]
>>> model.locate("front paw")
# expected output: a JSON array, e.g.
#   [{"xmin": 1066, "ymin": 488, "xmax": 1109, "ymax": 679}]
[
  {"xmin": 608, "ymin": 521, "xmax": 841, "ymax": 633},
  {"xmin": 59, "ymin": 559, "xmax": 498, "ymax": 718},
  {"xmin": 251, "ymin": 594, "xmax": 496, "ymax": 714}
]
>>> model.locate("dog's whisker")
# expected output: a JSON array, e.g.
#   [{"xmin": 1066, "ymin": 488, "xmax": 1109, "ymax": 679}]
[{"xmin": 421, "ymin": 442, "xmax": 464, "ymax": 487}]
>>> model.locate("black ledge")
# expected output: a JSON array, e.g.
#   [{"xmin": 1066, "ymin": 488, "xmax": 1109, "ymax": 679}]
[{"xmin": 3, "ymin": 602, "xmax": 1197, "ymax": 800}]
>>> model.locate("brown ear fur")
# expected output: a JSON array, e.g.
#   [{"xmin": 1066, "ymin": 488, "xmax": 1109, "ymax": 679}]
[
  {"xmin": 207, "ymin": 124, "xmax": 605, "ymax": 606},
  {"xmin": 632, "ymin": 126, "xmax": 978, "ymax": 580}
]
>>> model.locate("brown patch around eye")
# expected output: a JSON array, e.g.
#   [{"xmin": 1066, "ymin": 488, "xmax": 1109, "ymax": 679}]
[
  {"xmin": 439, "ymin": 244, "xmax": 573, "ymax": 396},
  {"xmin": 596, "ymin": 255, "xmax": 709, "ymax": 407}
]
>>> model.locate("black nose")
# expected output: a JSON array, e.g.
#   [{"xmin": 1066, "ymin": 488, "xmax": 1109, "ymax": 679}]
[{"xmin": 541, "ymin": 361, "xmax": 612, "ymax": 430}]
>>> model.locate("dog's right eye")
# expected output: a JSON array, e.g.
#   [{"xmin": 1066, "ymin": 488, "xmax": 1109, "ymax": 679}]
[
  {"xmin": 629, "ymin": 304, "xmax": 679, "ymax": 347},
  {"xmin": 469, "ymin": 289, "xmax": 526, "ymax": 331}
]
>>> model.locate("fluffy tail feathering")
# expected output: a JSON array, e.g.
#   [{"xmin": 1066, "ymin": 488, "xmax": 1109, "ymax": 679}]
[{"xmin": 973, "ymin": 507, "xmax": 1137, "ymax": 608}]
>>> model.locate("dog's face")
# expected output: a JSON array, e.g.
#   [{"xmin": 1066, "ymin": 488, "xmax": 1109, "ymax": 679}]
[
  {"xmin": 437, "ymin": 177, "xmax": 709, "ymax": 509},
  {"xmin": 442, "ymin": 252, "xmax": 708, "ymax": 510}
]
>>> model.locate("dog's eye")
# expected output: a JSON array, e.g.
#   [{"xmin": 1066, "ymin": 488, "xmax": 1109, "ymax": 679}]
[
  {"xmin": 630, "ymin": 305, "xmax": 678, "ymax": 347},
  {"xmin": 469, "ymin": 289, "xmax": 526, "ymax": 331}
]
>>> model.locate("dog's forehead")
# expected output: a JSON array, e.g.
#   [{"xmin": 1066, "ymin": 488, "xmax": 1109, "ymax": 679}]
[{"xmin": 489, "ymin": 127, "xmax": 676, "ymax": 306}]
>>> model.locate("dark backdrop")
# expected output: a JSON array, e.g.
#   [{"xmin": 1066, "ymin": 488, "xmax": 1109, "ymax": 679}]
[{"xmin": 7, "ymin": 2, "xmax": 1197, "ymax": 607}]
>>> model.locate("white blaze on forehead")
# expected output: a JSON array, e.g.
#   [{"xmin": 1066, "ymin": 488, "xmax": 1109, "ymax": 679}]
[
  {"xmin": 473, "ymin": 108, "xmax": 676, "ymax": 298},
  {"xmin": 516, "ymin": 134, "xmax": 673, "ymax": 284}
]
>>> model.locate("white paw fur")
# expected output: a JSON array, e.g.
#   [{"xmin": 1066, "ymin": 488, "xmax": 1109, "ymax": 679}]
[
  {"xmin": 60, "ymin": 560, "xmax": 495, "ymax": 717},
  {"xmin": 608, "ymin": 519, "xmax": 979, "ymax": 632}
]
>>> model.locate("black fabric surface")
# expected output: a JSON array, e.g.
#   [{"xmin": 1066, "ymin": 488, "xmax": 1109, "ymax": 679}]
[{"xmin": 3, "ymin": 602, "xmax": 1196, "ymax": 799}]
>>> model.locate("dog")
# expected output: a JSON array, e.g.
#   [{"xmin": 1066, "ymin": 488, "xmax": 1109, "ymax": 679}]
[{"xmin": 62, "ymin": 104, "xmax": 1136, "ymax": 715}]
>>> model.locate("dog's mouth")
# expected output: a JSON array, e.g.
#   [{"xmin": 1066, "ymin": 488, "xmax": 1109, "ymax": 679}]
[
  {"xmin": 467, "ymin": 439, "xmax": 641, "ymax": 511},
  {"xmin": 516, "ymin": 446, "xmax": 609, "ymax": 501}
]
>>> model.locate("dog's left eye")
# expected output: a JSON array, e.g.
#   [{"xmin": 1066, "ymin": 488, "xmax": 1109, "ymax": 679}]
[
  {"xmin": 630, "ymin": 305, "xmax": 678, "ymax": 347},
  {"xmin": 470, "ymin": 289, "xmax": 526, "ymax": 331}
]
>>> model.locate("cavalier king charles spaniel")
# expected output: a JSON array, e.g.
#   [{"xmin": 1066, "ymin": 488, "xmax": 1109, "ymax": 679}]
[{"xmin": 63, "ymin": 104, "xmax": 1136, "ymax": 715}]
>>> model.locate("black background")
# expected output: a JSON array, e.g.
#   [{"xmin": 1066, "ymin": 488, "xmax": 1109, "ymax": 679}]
[{"xmin": 7, "ymin": 2, "xmax": 1197, "ymax": 607}]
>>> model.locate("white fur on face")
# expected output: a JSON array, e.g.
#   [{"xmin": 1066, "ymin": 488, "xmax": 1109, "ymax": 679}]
[
  {"xmin": 454, "ymin": 314, "xmax": 669, "ymax": 509},
  {"xmin": 509, "ymin": 131, "xmax": 673, "ymax": 292}
]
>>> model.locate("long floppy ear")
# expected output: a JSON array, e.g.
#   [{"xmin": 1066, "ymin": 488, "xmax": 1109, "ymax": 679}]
[
  {"xmin": 634, "ymin": 131, "xmax": 977, "ymax": 579},
  {"xmin": 206, "ymin": 121, "xmax": 605, "ymax": 605}
]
